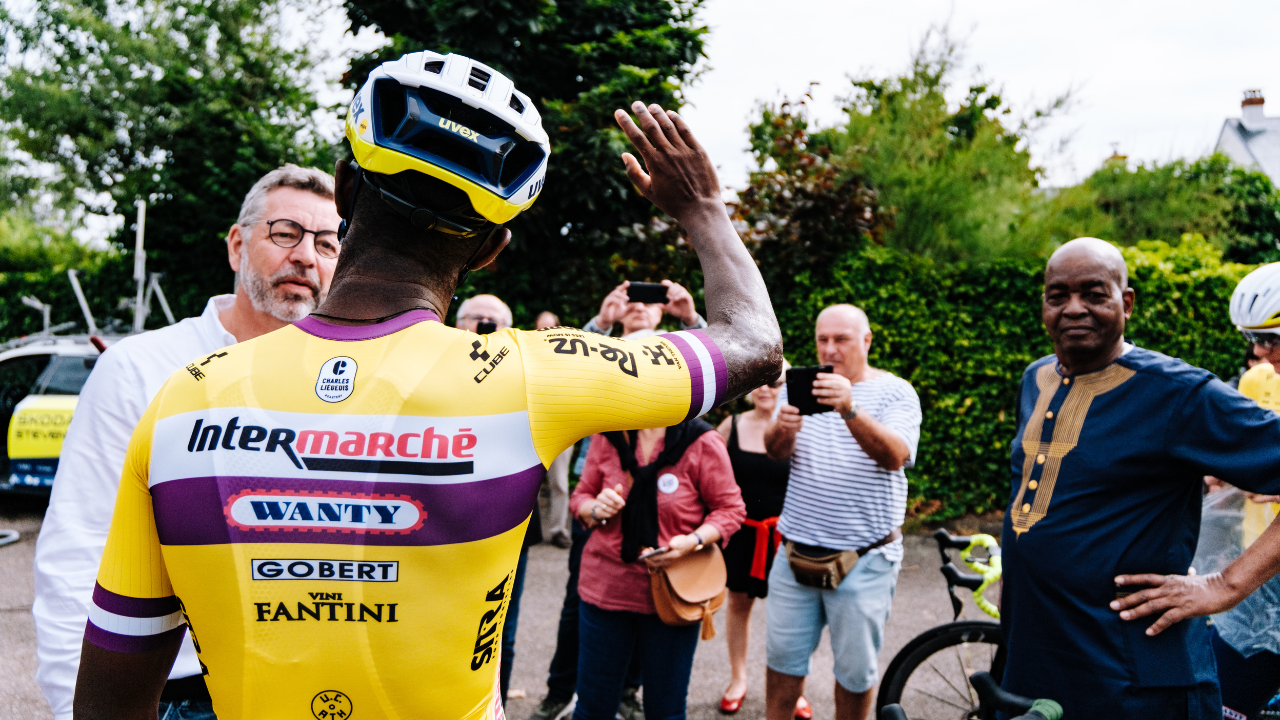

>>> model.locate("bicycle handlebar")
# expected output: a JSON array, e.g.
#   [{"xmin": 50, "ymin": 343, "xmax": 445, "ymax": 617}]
[
  {"xmin": 933, "ymin": 528, "xmax": 973, "ymax": 550},
  {"xmin": 878, "ymin": 704, "xmax": 908, "ymax": 720},
  {"xmin": 968, "ymin": 672, "xmax": 1064, "ymax": 720}
]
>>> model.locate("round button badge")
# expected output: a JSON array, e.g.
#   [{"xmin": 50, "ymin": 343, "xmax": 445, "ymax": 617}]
[{"xmin": 658, "ymin": 473, "xmax": 680, "ymax": 494}]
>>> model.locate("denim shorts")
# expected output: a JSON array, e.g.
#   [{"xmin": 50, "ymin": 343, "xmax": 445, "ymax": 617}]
[{"xmin": 765, "ymin": 544, "xmax": 900, "ymax": 693}]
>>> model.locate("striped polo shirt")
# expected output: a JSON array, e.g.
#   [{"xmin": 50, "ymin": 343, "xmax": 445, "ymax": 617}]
[{"xmin": 776, "ymin": 372, "xmax": 921, "ymax": 562}]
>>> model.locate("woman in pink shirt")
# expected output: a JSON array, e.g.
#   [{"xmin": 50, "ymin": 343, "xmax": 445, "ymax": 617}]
[{"xmin": 569, "ymin": 417, "xmax": 746, "ymax": 720}]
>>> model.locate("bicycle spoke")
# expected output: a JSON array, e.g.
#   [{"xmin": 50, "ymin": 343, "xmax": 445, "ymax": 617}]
[
  {"xmin": 954, "ymin": 645, "xmax": 978, "ymax": 706},
  {"xmin": 905, "ymin": 686, "xmax": 973, "ymax": 713},
  {"xmin": 925, "ymin": 655, "xmax": 973, "ymax": 704}
]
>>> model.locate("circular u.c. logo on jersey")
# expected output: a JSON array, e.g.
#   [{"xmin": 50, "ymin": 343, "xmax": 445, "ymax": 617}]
[
  {"xmin": 315, "ymin": 357, "xmax": 357, "ymax": 403},
  {"xmin": 312, "ymin": 690, "xmax": 353, "ymax": 719}
]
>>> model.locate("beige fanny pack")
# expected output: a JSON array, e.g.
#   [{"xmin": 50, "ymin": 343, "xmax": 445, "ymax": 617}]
[{"xmin": 784, "ymin": 528, "xmax": 902, "ymax": 589}]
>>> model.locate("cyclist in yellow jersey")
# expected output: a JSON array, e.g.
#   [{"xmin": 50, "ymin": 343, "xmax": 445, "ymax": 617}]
[
  {"xmin": 1209, "ymin": 263, "xmax": 1280, "ymax": 720},
  {"xmin": 73, "ymin": 50, "xmax": 782, "ymax": 720}
]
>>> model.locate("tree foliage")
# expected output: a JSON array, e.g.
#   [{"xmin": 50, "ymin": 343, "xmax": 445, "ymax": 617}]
[
  {"xmin": 0, "ymin": 0, "xmax": 336, "ymax": 319},
  {"xmin": 341, "ymin": 0, "xmax": 708, "ymax": 326},
  {"xmin": 1043, "ymin": 154, "xmax": 1280, "ymax": 264},
  {"xmin": 807, "ymin": 31, "xmax": 1067, "ymax": 263}
]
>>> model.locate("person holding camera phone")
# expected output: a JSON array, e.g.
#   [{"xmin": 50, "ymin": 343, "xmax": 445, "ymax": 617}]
[
  {"xmin": 584, "ymin": 280, "xmax": 706, "ymax": 340},
  {"xmin": 763, "ymin": 304, "xmax": 921, "ymax": 720}
]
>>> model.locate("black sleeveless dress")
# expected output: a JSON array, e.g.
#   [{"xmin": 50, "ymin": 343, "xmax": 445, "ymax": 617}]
[{"xmin": 723, "ymin": 414, "xmax": 791, "ymax": 597}]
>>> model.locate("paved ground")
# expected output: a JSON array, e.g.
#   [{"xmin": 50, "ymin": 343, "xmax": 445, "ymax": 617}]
[{"xmin": 0, "ymin": 496, "xmax": 1000, "ymax": 720}]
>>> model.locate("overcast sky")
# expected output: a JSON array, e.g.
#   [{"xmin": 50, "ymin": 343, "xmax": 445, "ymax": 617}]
[{"xmin": 674, "ymin": 0, "xmax": 1280, "ymax": 191}]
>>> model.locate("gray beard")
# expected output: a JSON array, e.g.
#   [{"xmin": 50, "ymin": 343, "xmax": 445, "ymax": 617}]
[{"xmin": 238, "ymin": 255, "xmax": 324, "ymax": 323}]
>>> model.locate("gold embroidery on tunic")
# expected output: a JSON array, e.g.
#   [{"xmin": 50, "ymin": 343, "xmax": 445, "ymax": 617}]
[{"xmin": 1011, "ymin": 362, "xmax": 1135, "ymax": 535}]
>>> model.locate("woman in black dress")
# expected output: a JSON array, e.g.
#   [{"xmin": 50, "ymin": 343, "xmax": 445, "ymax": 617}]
[{"xmin": 716, "ymin": 377, "xmax": 800, "ymax": 715}]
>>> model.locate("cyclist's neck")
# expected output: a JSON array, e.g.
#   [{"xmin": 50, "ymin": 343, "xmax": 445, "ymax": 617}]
[{"xmin": 314, "ymin": 248, "xmax": 452, "ymax": 325}]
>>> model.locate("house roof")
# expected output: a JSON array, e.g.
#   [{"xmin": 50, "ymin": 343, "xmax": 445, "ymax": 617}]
[{"xmin": 1216, "ymin": 116, "xmax": 1280, "ymax": 182}]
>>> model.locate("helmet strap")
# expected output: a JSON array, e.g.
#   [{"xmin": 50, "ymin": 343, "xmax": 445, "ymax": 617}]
[
  {"xmin": 453, "ymin": 226, "xmax": 502, "ymax": 301},
  {"xmin": 337, "ymin": 162, "xmax": 366, "ymax": 243}
]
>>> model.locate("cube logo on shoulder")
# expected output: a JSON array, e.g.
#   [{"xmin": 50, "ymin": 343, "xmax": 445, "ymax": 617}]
[{"xmin": 316, "ymin": 357, "xmax": 356, "ymax": 403}]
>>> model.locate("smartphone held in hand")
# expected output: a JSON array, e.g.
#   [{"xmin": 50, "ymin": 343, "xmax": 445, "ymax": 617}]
[
  {"xmin": 637, "ymin": 546, "xmax": 672, "ymax": 561},
  {"xmin": 627, "ymin": 282, "xmax": 669, "ymax": 304},
  {"xmin": 786, "ymin": 365, "xmax": 835, "ymax": 416}
]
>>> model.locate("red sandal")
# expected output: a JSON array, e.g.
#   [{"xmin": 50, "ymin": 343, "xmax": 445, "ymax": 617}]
[
  {"xmin": 794, "ymin": 695, "xmax": 812, "ymax": 720},
  {"xmin": 719, "ymin": 692, "xmax": 746, "ymax": 715}
]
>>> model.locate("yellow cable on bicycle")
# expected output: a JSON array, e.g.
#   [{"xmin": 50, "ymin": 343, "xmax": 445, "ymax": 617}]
[{"xmin": 962, "ymin": 533, "xmax": 1003, "ymax": 619}]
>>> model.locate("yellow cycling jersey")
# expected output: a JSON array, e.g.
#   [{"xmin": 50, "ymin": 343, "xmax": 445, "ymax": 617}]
[
  {"xmin": 88, "ymin": 310, "xmax": 727, "ymax": 720},
  {"xmin": 1237, "ymin": 362, "xmax": 1280, "ymax": 548}
]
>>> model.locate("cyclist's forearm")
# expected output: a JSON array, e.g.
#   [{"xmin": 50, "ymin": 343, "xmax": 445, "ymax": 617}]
[
  {"xmin": 1221, "ymin": 510, "xmax": 1280, "ymax": 604},
  {"xmin": 680, "ymin": 202, "xmax": 783, "ymax": 401}
]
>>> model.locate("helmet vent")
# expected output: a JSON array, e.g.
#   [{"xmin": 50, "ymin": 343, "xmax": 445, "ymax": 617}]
[
  {"xmin": 468, "ymin": 67, "xmax": 491, "ymax": 91},
  {"xmin": 509, "ymin": 95, "xmax": 525, "ymax": 114},
  {"xmin": 423, "ymin": 60, "xmax": 444, "ymax": 74}
]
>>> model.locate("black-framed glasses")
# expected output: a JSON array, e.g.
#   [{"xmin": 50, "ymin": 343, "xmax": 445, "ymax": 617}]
[
  {"xmin": 1244, "ymin": 330, "xmax": 1280, "ymax": 348},
  {"xmin": 254, "ymin": 219, "xmax": 341, "ymax": 259}
]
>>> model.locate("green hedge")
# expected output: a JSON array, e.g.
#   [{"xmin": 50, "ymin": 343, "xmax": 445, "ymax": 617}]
[{"xmin": 772, "ymin": 236, "xmax": 1254, "ymax": 521}]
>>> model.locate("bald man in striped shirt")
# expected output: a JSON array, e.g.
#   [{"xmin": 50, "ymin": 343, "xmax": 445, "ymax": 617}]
[{"xmin": 764, "ymin": 304, "xmax": 922, "ymax": 720}]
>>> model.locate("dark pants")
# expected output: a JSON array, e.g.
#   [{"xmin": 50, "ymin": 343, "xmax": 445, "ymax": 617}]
[
  {"xmin": 573, "ymin": 601, "xmax": 699, "ymax": 720},
  {"xmin": 1213, "ymin": 626, "xmax": 1280, "ymax": 719},
  {"xmin": 546, "ymin": 520, "xmax": 641, "ymax": 704},
  {"xmin": 158, "ymin": 699, "xmax": 216, "ymax": 720},
  {"xmin": 500, "ymin": 546, "xmax": 530, "ymax": 705}
]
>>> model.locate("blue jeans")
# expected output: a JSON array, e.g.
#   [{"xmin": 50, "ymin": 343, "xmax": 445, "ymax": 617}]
[
  {"xmin": 573, "ymin": 601, "xmax": 699, "ymax": 720},
  {"xmin": 158, "ymin": 699, "xmax": 217, "ymax": 720},
  {"xmin": 500, "ymin": 546, "xmax": 530, "ymax": 705}
]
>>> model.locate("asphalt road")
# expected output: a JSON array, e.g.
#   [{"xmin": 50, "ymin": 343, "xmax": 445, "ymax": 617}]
[{"xmin": 0, "ymin": 498, "xmax": 1000, "ymax": 720}]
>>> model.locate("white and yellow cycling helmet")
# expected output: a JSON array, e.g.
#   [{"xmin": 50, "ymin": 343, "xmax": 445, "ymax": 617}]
[
  {"xmin": 344, "ymin": 50, "xmax": 549, "ymax": 226},
  {"xmin": 1231, "ymin": 262, "xmax": 1280, "ymax": 343}
]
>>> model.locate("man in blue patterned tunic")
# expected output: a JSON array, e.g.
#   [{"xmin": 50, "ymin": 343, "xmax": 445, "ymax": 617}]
[{"xmin": 1001, "ymin": 237, "xmax": 1280, "ymax": 719}]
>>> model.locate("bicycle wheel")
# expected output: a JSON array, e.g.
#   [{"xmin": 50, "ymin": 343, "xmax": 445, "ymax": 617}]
[{"xmin": 876, "ymin": 620, "xmax": 1005, "ymax": 720}]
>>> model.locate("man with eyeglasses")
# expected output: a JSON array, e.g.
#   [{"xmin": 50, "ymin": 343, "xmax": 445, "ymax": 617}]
[{"xmin": 34, "ymin": 164, "xmax": 340, "ymax": 720}]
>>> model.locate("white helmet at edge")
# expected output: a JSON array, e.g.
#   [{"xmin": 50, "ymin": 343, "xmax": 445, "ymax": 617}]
[{"xmin": 1230, "ymin": 262, "xmax": 1280, "ymax": 333}]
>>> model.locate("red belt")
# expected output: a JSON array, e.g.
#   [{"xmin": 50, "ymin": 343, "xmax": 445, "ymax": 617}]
[{"xmin": 743, "ymin": 516, "xmax": 781, "ymax": 581}]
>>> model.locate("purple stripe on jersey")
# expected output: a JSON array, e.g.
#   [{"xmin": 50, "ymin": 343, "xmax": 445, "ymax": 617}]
[
  {"xmin": 92, "ymin": 584, "xmax": 180, "ymax": 618},
  {"xmin": 292, "ymin": 309, "xmax": 440, "ymax": 342},
  {"xmin": 85, "ymin": 621, "xmax": 186, "ymax": 654},
  {"xmin": 685, "ymin": 329, "xmax": 728, "ymax": 406},
  {"xmin": 150, "ymin": 465, "xmax": 544, "ymax": 547},
  {"xmin": 663, "ymin": 333, "xmax": 704, "ymax": 420}
]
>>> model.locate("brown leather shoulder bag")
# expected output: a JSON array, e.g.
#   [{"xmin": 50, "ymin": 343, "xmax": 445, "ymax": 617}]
[{"xmin": 649, "ymin": 542, "xmax": 727, "ymax": 640}]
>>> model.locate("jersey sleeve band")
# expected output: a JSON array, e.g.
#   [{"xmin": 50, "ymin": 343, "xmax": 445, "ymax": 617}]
[
  {"xmin": 293, "ymin": 309, "xmax": 441, "ymax": 342},
  {"xmin": 85, "ymin": 583, "xmax": 187, "ymax": 653},
  {"xmin": 664, "ymin": 330, "xmax": 728, "ymax": 419}
]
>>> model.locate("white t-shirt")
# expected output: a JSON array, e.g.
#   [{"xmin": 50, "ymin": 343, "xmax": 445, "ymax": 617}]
[
  {"xmin": 775, "ymin": 372, "xmax": 921, "ymax": 562},
  {"xmin": 33, "ymin": 295, "xmax": 237, "ymax": 720}
]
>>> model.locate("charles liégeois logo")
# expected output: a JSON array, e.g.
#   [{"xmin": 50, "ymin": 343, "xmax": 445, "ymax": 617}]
[{"xmin": 316, "ymin": 357, "xmax": 356, "ymax": 403}]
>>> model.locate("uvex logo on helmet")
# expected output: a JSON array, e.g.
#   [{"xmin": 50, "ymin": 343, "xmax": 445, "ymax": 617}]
[{"xmin": 186, "ymin": 418, "xmax": 478, "ymax": 476}]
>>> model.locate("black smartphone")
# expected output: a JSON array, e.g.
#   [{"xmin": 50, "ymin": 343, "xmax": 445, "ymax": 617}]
[
  {"xmin": 637, "ymin": 546, "xmax": 671, "ymax": 561},
  {"xmin": 476, "ymin": 320, "xmax": 498, "ymax": 335},
  {"xmin": 627, "ymin": 282, "xmax": 669, "ymax": 304},
  {"xmin": 786, "ymin": 365, "xmax": 835, "ymax": 416}
]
